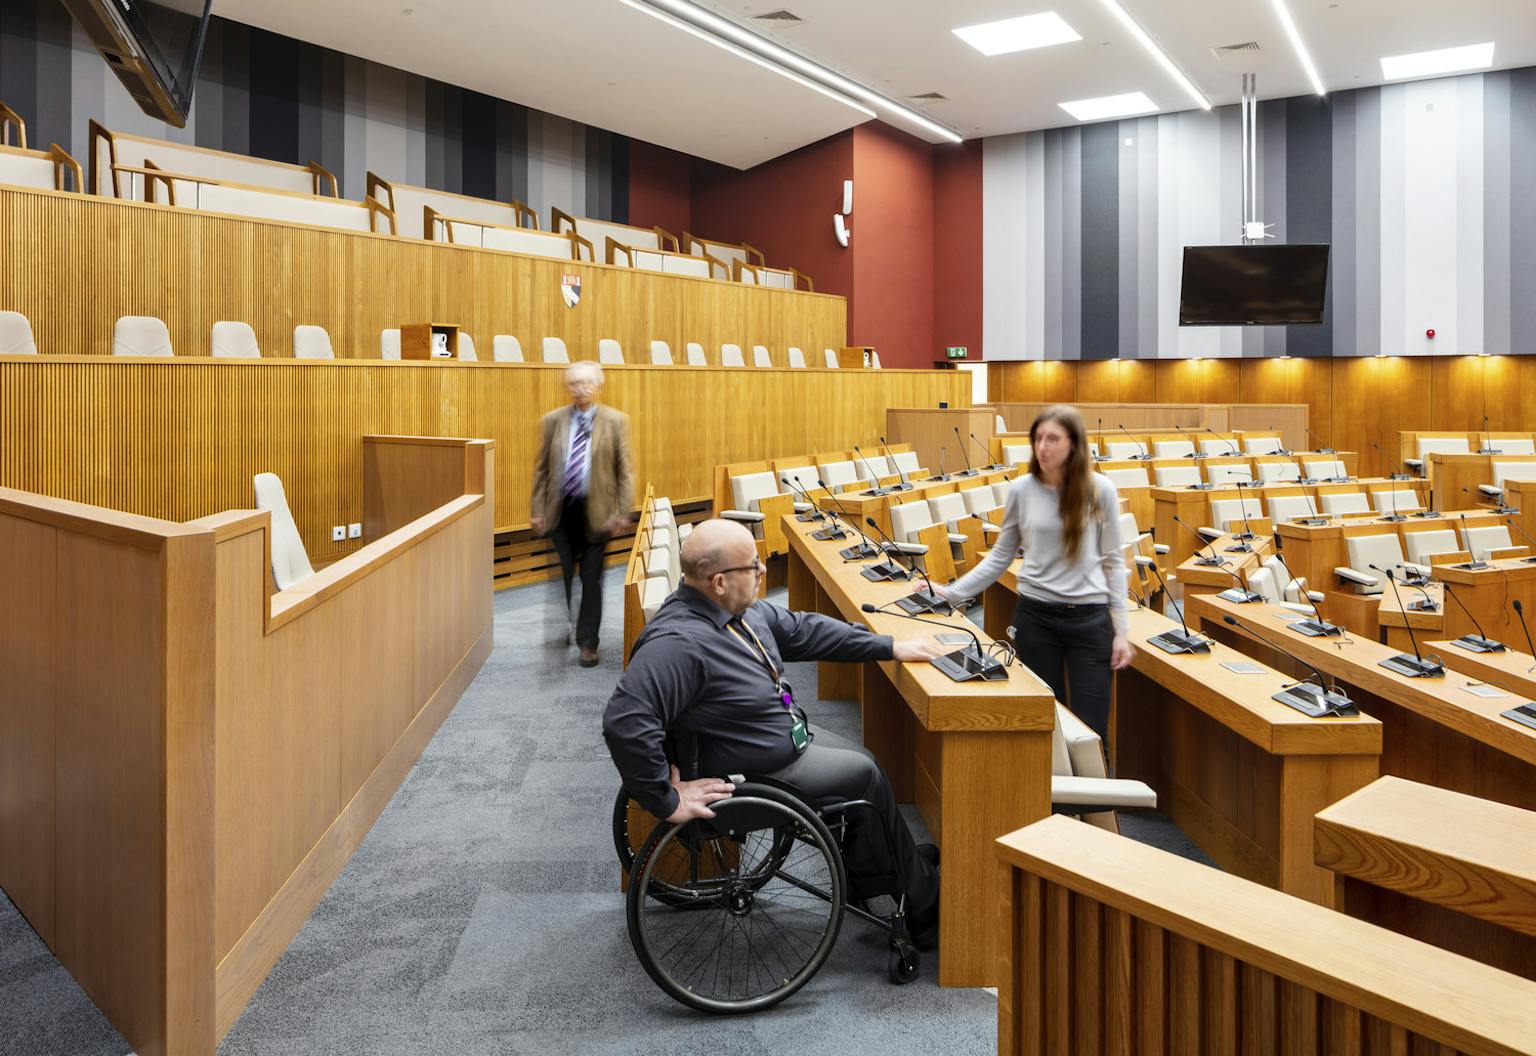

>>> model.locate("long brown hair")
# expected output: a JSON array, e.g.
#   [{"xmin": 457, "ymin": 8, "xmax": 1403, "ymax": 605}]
[{"xmin": 1028, "ymin": 405, "xmax": 1099, "ymax": 560}]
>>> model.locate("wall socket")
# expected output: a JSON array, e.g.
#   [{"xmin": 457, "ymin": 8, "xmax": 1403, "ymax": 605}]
[
  {"xmin": 331, "ymin": 525, "xmax": 345, "ymax": 542},
  {"xmin": 348, "ymin": 523, "xmax": 362, "ymax": 539}
]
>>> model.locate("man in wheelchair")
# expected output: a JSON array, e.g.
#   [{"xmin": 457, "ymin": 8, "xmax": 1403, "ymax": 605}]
[{"xmin": 603, "ymin": 519, "xmax": 945, "ymax": 948}]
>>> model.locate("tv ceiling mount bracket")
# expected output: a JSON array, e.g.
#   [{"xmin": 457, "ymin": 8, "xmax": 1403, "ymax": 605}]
[{"xmin": 1240, "ymin": 74, "xmax": 1274, "ymax": 245}]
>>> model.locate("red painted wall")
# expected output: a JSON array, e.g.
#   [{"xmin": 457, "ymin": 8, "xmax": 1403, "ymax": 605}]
[
  {"xmin": 690, "ymin": 131, "xmax": 855, "ymax": 306},
  {"xmin": 932, "ymin": 140, "xmax": 983, "ymax": 363},
  {"xmin": 849, "ymin": 123, "xmax": 934, "ymax": 368},
  {"xmin": 627, "ymin": 139, "xmax": 693, "ymax": 238}
]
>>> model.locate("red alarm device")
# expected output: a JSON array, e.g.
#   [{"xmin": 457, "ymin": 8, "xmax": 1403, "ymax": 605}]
[{"xmin": 1426, "ymin": 329, "xmax": 1436, "ymax": 338}]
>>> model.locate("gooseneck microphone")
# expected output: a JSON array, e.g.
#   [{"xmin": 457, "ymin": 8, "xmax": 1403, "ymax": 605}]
[
  {"xmin": 1500, "ymin": 514, "xmax": 1536, "ymax": 563},
  {"xmin": 930, "ymin": 446, "xmax": 950, "ymax": 482},
  {"xmin": 855, "ymin": 515, "xmax": 914, "ymax": 583},
  {"xmin": 1267, "ymin": 552, "xmax": 1343, "ymax": 636},
  {"xmin": 1457, "ymin": 512, "xmax": 1490, "ymax": 570},
  {"xmin": 1116, "ymin": 424, "xmax": 1151, "ymax": 461},
  {"xmin": 1514, "ymin": 600, "xmax": 1536, "ymax": 667},
  {"xmin": 1174, "ymin": 515, "xmax": 1227, "ymax": 567},
  {"xmin": 1228, "ymin": 481, "xmax": 1259, "ymax": 548},
  {"xmin": 1370, "ymin": 567, "xmax": 1445, "ymax": 677},
  {"xmin": 1465, "ymin": 484, "xmax": 1517, "ymax": 517},
  {"xmin": 779, "ymin": 475, "xmax": 829, "ymax": 524},
  {"xmin": 861, "ymin": 602, "xmax": 1007, "ymax": 682},
  {"xmin": 953, "ymin": 427, "xmax": 979, "ymax": 477},
  {"xmin": 1374, "ymin": 441, "xmax": 1413, "ymax": 481},
  {"xmin": 852, "ymin": 445, "xmax": 892, "ymax": 497},
  {"xmin": 1477, "ymin": 414, "xmax": 1499, "ymax": 455},
  {"xmin": 1204, "ymin": 427, "xmax": 1236, "ymax": 458},
  {"xmin": 969, "ymin": 431, "xmax": 1006, "ymax": 471},
  {"xmin": 1140, "ymin": 558, "xmax": 1211, "ymax": 654},
  {"xmin": 1306, "ymin": 427, "xmax": 1335, "ymax": 454},
  {"xmin": 864, "ymin": 517, "xmax": 952, "ymax": 614},
  {"xmin": 1221, "ymin": 615, "xmax": 1357, "ymax": 717},
  {"xmin": 878, "ymin": 437, "xmax": 914, "ymax": 491},
  {"xmin": 1268, "ymin": 425, "xmax": 1292, "ymax": 457},
  {"xmin": 815, "ymin": 477, "xmax": 881, "ymax": 559},
  {"xmin": 1442, "ymin": 581, "xmax": 1505, "ymax": 652}
]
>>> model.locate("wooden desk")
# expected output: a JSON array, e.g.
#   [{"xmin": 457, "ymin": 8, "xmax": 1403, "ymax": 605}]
[
  {"xmin": 1189, "ymin": 593, "xmax": 1536, "ymax": 815},
  {"xmin": 1434, "ymin": 558, "xmax": 1536, "ymax": 648},
  {"xmin": 1424, "ymin": 453, "xmax": 1536, "ymax": 509},
  {"xmin": 824, "ymin": 469, "xmax": 1008, "ymax": 538},
  {"xmin": 995, "ymin": 815, "xmax": 1536, "ymax": 1056},
  {"xmin": 1315, "ymin": 776, "xmax": 1536, "ymax": 980},
  {"xmin": 1423, "ymin": 640, "xmax": 1536, "ymax": 700},
  {"xmin": 1377, "ymin": 577, "xmax": 1444, "ymax": 651},
  {"xmin": 1504, "ymin": 479, "xmax": 1536, "ymax": 548},
  {"xmin": 782, "ymin": 514, "xmax": 1056, "ymax": 988},
  {"xmin": 1174, "ymin": 531, "xmax": 1271, "ymax": 597}
]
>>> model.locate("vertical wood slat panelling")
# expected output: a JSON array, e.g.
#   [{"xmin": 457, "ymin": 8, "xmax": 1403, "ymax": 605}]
[
  {"xmin": 0, "ymin": 360, "xmax": 968, "ymax": 562},
  {"xmin": 987, "ymin": 356, "xmax": 1536, "ymax": 476},
  {"xmin": 0, "ymin": 186, "xmax": 845, "ymax": 364}
]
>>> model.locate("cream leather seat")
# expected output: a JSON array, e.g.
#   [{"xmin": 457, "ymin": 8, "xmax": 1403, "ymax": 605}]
[
  {"xmin": 751, "ymin": 344, "xmax": 772, "ymax": 368},
  {"xmin": 211, "ymin": 320, "xmax": 261, "ymax": 358},
  {"xmin": 1404, "ymin": 529, "xmax": 1459, "ymax": 568},
  {"xmin": 1319, "ymin": 492, "xmax": 1370, "ymax": 516},
  {"xmin": 823, "ymin": 348, "xmax": 838, "ymax": 368},
  {"xmin": 253, "ymin": 472, "xmax": 316, "ymax": 590},
  {"xmin": 542, "ymin": 337, "xmax": 570, "ymax": 364},
  {"xmin": 1267, "ymin": 494, "xmax": 1322, "ymax": 523},
  {"xmin": 1335, "ymin": 534, "xmax": 1408, "ymax": 595},
  {"xmin": 1256, "ymin": 461, "xmax": 1302, "ymax": 484},
  {"xmin": 112, "ymin": 315, "xmax": 173, "ymax": 357},
  {"xmin": 598, "ymin": 338, "xmax": 624, "ymax": 365},
  {"xmin": 1206, "ymin": 463, "xmax": 1256, "ymax": 485},
  {"xmin": 686, "ymin": 342, "xmax": 707, "ymax": 366},
  {"xmin": 787, "ymin": 346, "xmax": 806, "ymax": 368},
  {"xmin": 649, "ymin": 341, "xmax": 673, "ymax": 365},
  {"xmin": 720, "ymin": 343, "xmax": 745, "ymax": 367},
  {"xmin": 1153, "ymin": 439, "xmax": 1196, "ymax": 459},
  {"xmin": 1101, "ymin": 467, "xmax": 1150, "ymax": 490},
  {"xmin": 493, "ymin": 335, "xmax": 524, "ymax": 362},
  {"xmin": 458, "ymin": 333, "xmax": 478, "ymax": 361},
  {"xmin": 1154, "ymin": 465, "xmax": 1202, "ymax": 488},
  {"xmin": 381, "ymin": 328, "xmax": 401, "ymax": 360},
  {"xmin": 293, "ymin": 324, "xmax": 334, "ymax": 360},
  {"xmin": 0, "ymin": 310, "xmax": 37, "ymax": 355},
  {"xmin": 1465, "ymin": 525, "xmax": 1514, "ymax": 562}
]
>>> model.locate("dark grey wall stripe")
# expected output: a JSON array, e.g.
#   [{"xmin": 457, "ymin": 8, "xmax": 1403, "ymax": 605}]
[
  {"xmin": 1079, "ymin": 120, "xmax": 1118, "ymax": 361},
  {"xmin": 1284, "ymin": 96, "xmax": 1332, "ymax": 358},
  {"xmin": 1512, "ymin": 68, "xmax": 1536, "ymax": 353},
  {"xmin": 0, "ymin": 0, "xmax": 635, "ymax": 221},
  {"xmin": 1116, "ymin": 118, "xmax": 1140, "ymax": 360}
]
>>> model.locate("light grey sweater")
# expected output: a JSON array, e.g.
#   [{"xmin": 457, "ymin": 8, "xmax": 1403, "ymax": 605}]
[{"xmin": 948, "ymin": 473, "xmax": 1130, "ymax": 635}]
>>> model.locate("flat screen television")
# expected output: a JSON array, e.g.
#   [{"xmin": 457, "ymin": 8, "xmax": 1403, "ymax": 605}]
[
  {"xmin": 1178, "ymin": 244, "xmax": 1330, "ymax": 326},
  {"xmin": 59, "ymin": 0, "xmax": 213, "ymax": 127}
]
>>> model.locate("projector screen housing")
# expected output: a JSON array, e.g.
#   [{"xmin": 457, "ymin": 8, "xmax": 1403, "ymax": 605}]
[{"xmin": 59, "ymin": 0, "xmax": 212, "ymax": 128}]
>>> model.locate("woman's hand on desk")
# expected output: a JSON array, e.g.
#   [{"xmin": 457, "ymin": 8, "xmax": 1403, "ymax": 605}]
[
  {"xmin": 1110, "ymin": 633, "xmax": 1136, "ymax": 671},
  {"xmin": 893, "ymin": 638, "xmax": 947, "ymax": 662},
  {"xmin": 665, "ymin": 765, "xmax": 735, "ymax": 822}
]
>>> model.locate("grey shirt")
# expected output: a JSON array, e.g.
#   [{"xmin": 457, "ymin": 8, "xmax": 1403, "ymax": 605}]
[
  {"xmin": 948, "ymin": 473, "xmax": 1130, "ymax": 635},
  {"xmin": 602, "ymin": 583, "xmax": 894, "ymax": 819}
]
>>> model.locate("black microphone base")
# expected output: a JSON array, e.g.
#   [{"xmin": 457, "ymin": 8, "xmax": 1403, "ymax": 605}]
[
  {"xmin": 1272, "ymin": 684, "xmax": 1358, "ymax": 718},
  {"xmin": 1502, "ymin": 705, "xmax": 1536, "ymax": 732},
  {"xmin": 1193, "ymin": 555, "xmax": 1229, "ymax": 567},
  {"xmin": 888, "ymin": 482, "xmax": 915, "ymax": 492},
  {"xmin": 1130, "ymin": 454, "xmax": 1154, "ymax": 461},
  {"xmin": 860, "ymin": 560, "xmax": 911, "ymax": 582},
  {"xmin": 1290, "ymin": 618, "xmax": 1343, "ymax": 638},
  {"xmin": 1452, "ymin": 634, "xmax": 1505, "ymax": 653},
  {"xmin": 1454, "ymin": 560, "xmax": 1491, "ymax": 571},
  {"xmin": 1378, "ymin": 653, "xmax": 1445, "ymax": 678},
  {"xmin": 1477, "ymin": 448, "xmax": 1503, "ymax": 455},
  {"xmin": 930, "ymin": 648, "xmax": 1008, "ymax": 682},
  {"xmin": 838, "ymin": 541, "xmax": 881, "ymax": 560},
  {"xmin": 1186, "ymin": 483, "xmax": 1216, "ymax": 491},
  {"xmin": 1407, "ymin": 599, "xmax": 1438, "ymax": 612},
  {"xmin": 954, "ymin": 468, "xmax": 982, "ymax": 478},
  {"xmin": 1386, "ymin": 472, "xmax": 1414, "ymax": 481},
  {"xmin": 796, "ymin": 512, "xmax": 824, "ymax": 522},
  {"xmin": 1217, "ymin": 588, "xmax": 1263, "ymax": 604},
  {"xmin": 1296, "ymin": 517, "xmax": 1330, "ymax": 527},
  {"xmin": 894, "ymin": 590, "xmax": 952, "ymax": 616},
  {"xmin": 1378, "ymin": 514, "xmax": 1408, "ymax": 523},
  {"xmin": 925, "ymin": 473, "xmax": 952, "ymax": 482},
  {"xmin": 1146, "ymin": 630, "xmax": 1211, "ymax": 655},
  {"xmin": 861, "ymin": 487, "xmax": 894, "ymax": 497},
  {"xmin": 812, "ymin": 525, "xmax": 848, "ymax": 541},
  {"xmin": 1224, "ymin": 542, "xmax": 1255, "ymax": 554},
  {"xmin": 1312, "ymin": 447, "xmax": 1337, "ymax": 454},
  {"xmin": 1411, "ymin": 510, "xmax": 1442, "ymax": 518},
  {"xmin": 1297, "ymin": 478, "xmax": 1321, "ymax": 485}
]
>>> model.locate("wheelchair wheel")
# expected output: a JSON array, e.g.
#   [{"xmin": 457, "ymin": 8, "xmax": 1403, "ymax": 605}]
[
  {"xmin": 626, "ymin": 783, "xmax": 846, "ymax": 1014},
  {"xmin": 612, "ymin": 789, "xmax": 695, "ymax": 906}
]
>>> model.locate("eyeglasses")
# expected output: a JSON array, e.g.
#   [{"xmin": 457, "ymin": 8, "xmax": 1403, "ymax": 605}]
[{"xmin": 714, "ymin": 558, "xmax": 766, "ymax": 577}]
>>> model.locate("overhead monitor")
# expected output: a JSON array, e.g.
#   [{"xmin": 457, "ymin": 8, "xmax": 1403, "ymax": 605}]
[
  {"xmin": 1178, "ymin": 244, "xmax": 1331, "ymax": 326},
  {"xmin": 59, "ymin": 0, "xmax": 213, "ymax": 128}
]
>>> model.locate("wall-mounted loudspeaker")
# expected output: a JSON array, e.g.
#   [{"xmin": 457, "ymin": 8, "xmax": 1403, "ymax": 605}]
[
  {"xmin": 842, "ymin": 179, "xmax": 853, "ymax": 216},
  {"xmin": 833, "ymin": 213, "xmax": 849, "ymax": 247}
]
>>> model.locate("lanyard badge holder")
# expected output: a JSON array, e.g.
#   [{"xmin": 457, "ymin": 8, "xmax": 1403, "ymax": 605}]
[{"xmin": 729, "ymin": 619, "xmax": 811, "ymax": 754}]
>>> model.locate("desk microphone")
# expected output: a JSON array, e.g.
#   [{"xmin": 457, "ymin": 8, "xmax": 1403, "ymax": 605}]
[
  {"xmin": 1455, "ymin": 512, "xmax": 1491, "ymax": 570},
  {"xmin": 929, "ymin": 446, "xmax": 951, "ymax": 482},
  {"xmin": 953, "ymin": 427, "xmax": 980, "ymax": 477},
  {"xmin": 1376, "ymin": 480, "xmax": 1408, "ymax": 523},
  {"xmin": 1116, "ymin": 424, "xmax": 1151, "ymax": 461},
  {"xmin": 1513, "ymin": 600, "xmax": 1536, "ymax": 666},
  {"xmin": 1172, "ymin": 424, "xmax": 1202, "ymax": 459},
  {"xmin": 1268, "ymin": 552, "xmax": 1343, "ymax": 636},
  {"xmin": 861, "ymin": 602, "xmax": 1006, "ymax": 681},
  {"xmin": 878, "ymin": 437, "xmax": 915, "ymax": 491},
  {"xmin": 1477, "ymin": 414, "xmax": 1500, "ymax": 455},
  {"xmin": 857, "ymin": 515, "xmax": 915, "ymax": 583},
  {"xmin": 815, "ymin": 477, "xmax": 881, "ymax": 559},
  {"xmin": 1373, "ymin": 441, "xmax": 1413, "ymax": 481},
  {"xmin": 1097, "ymin": 417, "xmax": 1105, "ymax": 460},
  {"xmin": 1463, "ymin": 484, "xmax": 1517, "ymax": 516},
  {"xmin": 970, "ymin": 431, "xmax": 1006, "ymax": 471},
  {"xmin": 1220, "ymin": 614, "xmax": 1357, "ymax": 717},
  {"xmin": 1204, "ymin": 427, "xmax": 1237, "ymax": 458},
  {"xmin": 1370, "ymin": 567, "xmax": 1445, "ymax": 677},
  {"xmin": 778, "ymin": 475, "xmax": 829, "ymax": 524},
  {"xmin": 1269, "ymin": 424, "xmax": 1292, "ymax": 457},
  {"xmin": 864, "ymin": 517, "xmax": 952, "ymax": 613},
  {"xmin": 1227, "ymin": 481, "xmax": 1259, "ymax": 548},
  {"xmin": 1174, "ymin": 515, "xmax": 1227, "ymax": 567},
  {"xmin": 1400, "ymin": 576, "xmax": 1437, "ymax": 612},
  {"xmin": 1500, "ymin": 514, "xmax": 1536, "ymax": 562},
  {"xmin": 1305, "ymin": 427, "xmax": 1335, "ymax": 454},
  {"xmin": 1442, "ymin": 581, "xmax": 1505, "ymax": 652},
  {"xmin": 853, "ymin": 445, "xmax": 892, "ymax": 497},
  {"xmin": 1295, "ymin": 488, "xmax": 1329, "ymax": 526},
  {"xmin": 1138, "ymin": 557, "xmax": 1211, "ymax": 653}
]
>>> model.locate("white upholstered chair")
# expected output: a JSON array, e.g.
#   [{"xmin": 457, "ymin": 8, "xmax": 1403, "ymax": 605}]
[
  {"xmin": 870, "ymin": 350, "xmax": 882, "ymax": 369},
  {"xmin": 253, "ymin": 472, "xmax": 316, "ymax": 590},
  {"xmin": 1104, "ymin": 441, "xmax": 1144, "ymax": 460},
  {"xmin": 1336, "ymin": 534, "xmax": 1408, "ymax": 595},
  {"xmin": 1370, "ymin": 489, "xmax": 1418, "ymax": 515},
  {"xmin": 458, "ymin": 333, "xmax": 478, "ymax": 361},
  {"xmin": 890, "ymin": 451, "xmax": 920, "ymax": 478},
  {"xmin": 1153, "ymin": 439, "xmax": 1196, "ymax": 459},
  {"xmin": 1244, "ymin": 436, "xmax": 1285, "ymax": 455},
  {"xmin": 787, "ymin": 346, "xmax": 806, "ymax": 368},
  {"xmin": 818, "ymin": 460, "xmax": 858, "ymax": 490},
  {"xmin": 823, "ymin": 348, "xmax": 838, "ymax": 368},
  {"xmin": 1482, "ymin": 461, "xmax": 1536, "ymax": 500},
  {"xmin": 721, "ymin": 343, "xmax": 745, "ymax": 367},
  {"xmin": 1207, "ymin": 496, "xmax": 1263, "ymax": 533},
  {"xmin": 598, "ymin": 338, "xmax": 624, "ymax": 365},
  {"xmin": 0, "ymin": 310, "xmax": 37, "ymax": 355},
  {"xmin": 751, "ymin": 344, "xmax": 772, "ymax": 368},
  {"xmin": 649, "ymin": 340, "xmax": 673, "ymax": 365},
  {"xmin": 210, "ymin": 321, "xmax": 261, "ymax": 358},
  {"xmin": 1319, "ymin": 492, "xmax": 1370, "ymax": 516},
  {"xmin": 293, "ymin": 324, "xmax": 334, "ymax": 360},
  {"xmin": 1490, "ymin": 439, "xmax": 1536, "ymax": 455},
  {"xmin": 1407, "ymin": 437, "xmax": 1470, "ymax": 475},
  {"xmin": 1206, "ymin": 463, "xmax": 1256, "ymax": 485},
  {"xmin": 493, "ymin": 335, "xmax": 524, "ymax": 362},
  {"xmin": 1101, "ymin": 467, "xmax": 1150, "ymax": 490},
  {"xmin": 961, "ymin": 486, "xmax": 1000, "ymax": 519},
  {"xmin": 927, "ymin": 492, "xmax": 970, "ymax": 533},
  {"xmin": 1154, "ymin": 465, "xmax": 1202, "ymax": 488},
  {"xmin": 995, "ymin": 415, "xmax": 1008, "ymax": 433},
  {"xmin": 1200, "ymin": 436, "xmax": 1240, "ymax": 456},
  {"xmin": 889, "ymin": 498, "xmax": 942, "ymax": 544},
  {"xmin": 1256, "ymin": 461, "xmax": 1302, "ymax": 484},
  {"xmin": 1302, "ymin": 459, "xmax": 1348, "ymax": 480},
  {"xmin": 1465, "ymin": 525, "xmax": 1514, "ymax": 562},
  {"xmin": 380, "ymin": 328, "xmax": 401, "ymax": 360},
  {"xmin": 1051, "ymin": 704, "xmax": 1156, "ymax": 827},
  {"xmin": 542, "ymin": 337, "xmax": 570, "ymax": 364},
  {"xmin": 1003, "ymin": 444, "xmax": 1032, "ymax": 468},
  {"xmin": 1404, "ymin": 529, "xmax": 1460, "ymax": 568},
  {"xmin": 686, "ymin": 342, "xmax": 707, "ymax": 366},
  {"xmin": 1267, "ymin": 494, "xmax": 1322, "ymax": 524},
  {"xmin": 112, "ymin": 315, "xmax": 173, "ymax": 357}
]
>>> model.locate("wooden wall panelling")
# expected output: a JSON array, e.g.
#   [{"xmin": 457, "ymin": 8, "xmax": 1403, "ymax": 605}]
[
  {"xmin": 1372, "ymin": 356, "xmax": 1434, "ymax": 479},
  {"xmin": 1329, "ymin": 358, "xmax": 1383, "ymax": 477},
  {"xmin": 1076, "ymin": 359, "xmax": 1125, "ymax": 403},
  {"xmin": 1196, "ymin": 359, "xmax": 1241, "ymax": 405},
  {"xmin": 1431, "ymin": 355, "xmax": 1489, "ymax": 433},
  {"xmin": 1486, "ymin": 355, "xmax": 1535, "ymax": 433}
]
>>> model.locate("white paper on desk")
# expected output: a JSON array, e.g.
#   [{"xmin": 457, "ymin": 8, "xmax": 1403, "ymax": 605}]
[
  {"xmin": 1463, "ymin": 683, "xmax": 1508, "ymax": 698},
  {"xmin": 1220, "ymin": 661, "xmax": 1265, "ymax": 674},
  {"xmin": 1272, "ymin": 613, "xmax": 1307, "ymax": 623}
]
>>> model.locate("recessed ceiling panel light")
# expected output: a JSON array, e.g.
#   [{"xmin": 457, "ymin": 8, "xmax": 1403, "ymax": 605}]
[
  {"xmin": 1380, "ymin": 42, "xmax": 1494, "ymax": 80},
  {"xmin": 1059, "ymin": 91, "xmax": 1158, "ymax": 122},
  {"xmin": 953, "ymin": 12, "xmax": 1081, "ymax": 56}
]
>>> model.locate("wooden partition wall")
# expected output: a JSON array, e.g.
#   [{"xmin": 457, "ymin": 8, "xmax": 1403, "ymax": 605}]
[
  {"xmin": 0, "ymin": 184, "xmax": 845, "ymax": 361},
  {"xmin": 989, "ymin": 355, "xmax": 1536, "ymax": 478},
  {"xmin": 0, "ymin": 436, "xmax": 494, "ymax": 1056},
  {"xmin": 0, "ymin": 357, "xmax": 968, "ymax": 566}
]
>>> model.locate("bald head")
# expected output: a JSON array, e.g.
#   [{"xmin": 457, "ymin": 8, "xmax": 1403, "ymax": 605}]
[{"xmin": 680, "ymin": 518, "xmax": 757, "ymax": 583}]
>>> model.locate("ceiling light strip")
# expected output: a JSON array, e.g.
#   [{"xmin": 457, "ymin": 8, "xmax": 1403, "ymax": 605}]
[
  {"xmin": 617, "ymin": 0, "xmax": 876, "ymax": 119},
  {"xmin": 627, "ymin": 0, "xmax": 963, "ymax": 142},
  {"xmin": 1095, "ymin": 0, "xmax": 1210, "ymax": 111},
  {"xmin": 1267, "ymin": 0, "xmax": 1326, "ymax": 96}
]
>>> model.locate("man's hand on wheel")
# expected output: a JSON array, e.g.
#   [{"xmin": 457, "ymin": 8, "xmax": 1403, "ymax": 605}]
[
  {"xmin": 893, "ymin": 638, "xmax": 946, "ymax": 662},
  {"xmin": 665, "ymin": 765, "xmax": 735, "ymax": 823}
]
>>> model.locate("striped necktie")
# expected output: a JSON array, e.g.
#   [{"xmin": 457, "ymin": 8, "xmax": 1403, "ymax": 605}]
[{"xmin": 563, "ymin": 412, "xmax": 591, "ymax": 498}]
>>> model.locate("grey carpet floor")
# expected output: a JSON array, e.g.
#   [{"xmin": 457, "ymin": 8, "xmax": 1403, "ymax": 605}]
[{"xmin": 0, "ymin": 570, "xmax": 1211, "ymax": 1056}]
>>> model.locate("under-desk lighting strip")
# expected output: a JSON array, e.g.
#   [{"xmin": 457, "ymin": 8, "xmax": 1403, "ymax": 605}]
[{"xmin": 618, "ymin": 0, "xmax": 963, "ymax": 143}]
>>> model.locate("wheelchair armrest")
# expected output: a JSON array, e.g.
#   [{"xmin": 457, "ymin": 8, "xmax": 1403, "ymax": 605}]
[
  {"xmin": 1334, "ymin": 565, "xmax": 1375, "ymax": 587},
  {"xmin": 721, "ymin": 509, "xmax": 765, "ymax": 523}
]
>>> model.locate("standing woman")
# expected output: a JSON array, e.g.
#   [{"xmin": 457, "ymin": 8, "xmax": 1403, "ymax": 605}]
[{"xmin": 937, "ymin": 405, "xmax": 1134, "ymax": 742}]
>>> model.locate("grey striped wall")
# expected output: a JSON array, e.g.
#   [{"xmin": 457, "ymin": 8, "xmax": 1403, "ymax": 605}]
[
  {"xmin": 0, "ymin": 0, "xmax": 629, "ymax": 222},
  {"xmin": 982, "ymin": 69, "xmax": 1536, "ymax": 360}
]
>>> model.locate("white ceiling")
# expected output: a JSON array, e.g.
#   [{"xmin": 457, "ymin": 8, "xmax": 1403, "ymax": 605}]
[{"xmin": 217, "ymin": 0, "xmax": 1536, "ymax": 165}]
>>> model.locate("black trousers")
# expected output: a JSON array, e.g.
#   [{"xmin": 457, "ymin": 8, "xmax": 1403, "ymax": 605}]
[
  {"xmin": 552, "ymin": 496, "xmax": 608, "ymax": 649},
  {"xmin": 1011, "ymin": 595, "xmax": 1115, "ymax": 743},
  {"xmin": 765, "ymin": 727, "xmax": 938, "ymax": 915}
]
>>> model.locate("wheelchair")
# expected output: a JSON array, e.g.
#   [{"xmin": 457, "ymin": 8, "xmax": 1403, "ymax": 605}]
[{"xmin": 612, "ymin": 773, "xmax": 923, "ymax": 1014}]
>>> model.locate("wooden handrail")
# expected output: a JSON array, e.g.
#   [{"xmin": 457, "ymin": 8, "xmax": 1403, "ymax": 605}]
[
  {"xmin": 306, "ymin": 160, "xmax": 339, "ymax": 197},
  {"xmin": 0, "ymin": 101, "xmax": 25, "ymax": 149},
  {"xmin": 49, "ymin": 143, "xmax": 82, "ymax": 193}
]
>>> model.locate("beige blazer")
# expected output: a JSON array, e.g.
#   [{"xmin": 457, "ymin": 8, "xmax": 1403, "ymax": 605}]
[{"xmin": 530, "ymin": 402, "xmax": 635, "ymax": 535}]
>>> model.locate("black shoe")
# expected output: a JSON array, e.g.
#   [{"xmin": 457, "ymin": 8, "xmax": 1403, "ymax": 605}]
[
  {"xmin": 910, "ymin": 899, "xmax": 940, "ymax": 952},
  {"xmin": 917, "ymin": 843, "xmax": 940, "ymax": 868},
  {"xmin": 579, "ymin": 646, "xmax": 599, "ymax": 667}
]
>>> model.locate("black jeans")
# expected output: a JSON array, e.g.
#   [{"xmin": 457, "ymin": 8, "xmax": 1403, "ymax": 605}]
[
  {"xmin": 552, "ymin": 496, "xmax": 608, "ymax": 649},
  {"xmin": 766, "ymin": 727, "xmax": 938, "ymax": 915},
  {"xmin": 1011, "ymin": 595, "xmax": 1115, "ymax": 743}
]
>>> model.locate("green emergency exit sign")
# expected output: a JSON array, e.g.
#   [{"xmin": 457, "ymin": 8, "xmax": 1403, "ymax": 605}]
[{"xmin": 945, "ymin": 346, "xmax": 968, "ymax": 359}]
